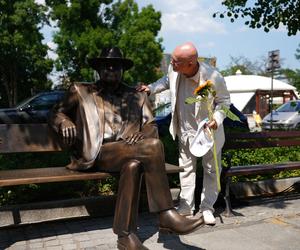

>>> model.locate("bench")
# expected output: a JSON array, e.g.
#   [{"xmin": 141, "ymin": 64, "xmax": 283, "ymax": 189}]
[
  {"xmin": 0, "ymin": 123, "xmax": 181, "ymax": 225},
  {"xmin": 222, "ymin": 130, "xmax": 300, "ymax": 216}
]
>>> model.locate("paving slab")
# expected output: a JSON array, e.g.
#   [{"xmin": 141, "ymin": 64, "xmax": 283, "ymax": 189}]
[{"xmin": 0, "ymin": 194, "xmax": 299, "ymax": 250}]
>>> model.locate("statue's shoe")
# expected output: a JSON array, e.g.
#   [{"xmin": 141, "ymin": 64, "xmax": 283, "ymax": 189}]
[
  {"xmin": 159, "ymin": 208, "xmax": 204, "ymax": 235},
  {"xmin": 117, "ymin": 233, "xmax": 149, "ymax": 250}
]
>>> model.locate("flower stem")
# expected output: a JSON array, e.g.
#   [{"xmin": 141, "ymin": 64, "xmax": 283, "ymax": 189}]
[
  {"xmin": 207, "ymin": 101, "xmax": 221, "ymax": 192},
  {"xmin": 211, "ymin": 129, "xmax": 221, "ymax": 192}
]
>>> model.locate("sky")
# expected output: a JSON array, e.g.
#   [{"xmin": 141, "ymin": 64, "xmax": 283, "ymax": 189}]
[
  {"xmin": 41, "ymin": 0, "xmax": 300, "ymax": 73},
  {"xmin": 134, "ymin": 0, "xmax": 299, "ymax": 71}
]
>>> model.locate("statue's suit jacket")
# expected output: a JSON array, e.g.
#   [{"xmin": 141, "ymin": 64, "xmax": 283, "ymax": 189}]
[
  {"xmin": 149, "ymin": 62, "xmax": 231, "ymax": 154},
  {"xmin": 49, "ymin": 82, "xmax": 157, "ymax": 170}
]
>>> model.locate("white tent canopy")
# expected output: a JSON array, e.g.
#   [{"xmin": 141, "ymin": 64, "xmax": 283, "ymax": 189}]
[
  {"xmin": 224, "ymin": 75, "xmax": 297, "ymax": 112},
  {"xmin": 229, "ymin": 92, "xmax": 255, "ymax": 112}
]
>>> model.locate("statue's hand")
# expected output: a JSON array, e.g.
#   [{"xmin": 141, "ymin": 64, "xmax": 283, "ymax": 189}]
[
  {"xmin": 125, "ymin": 132, "xmax": 145, "ymax": 145},
  {"xmin": 59, "ymin": 119, "xmax": 77, "ymax": 145}
]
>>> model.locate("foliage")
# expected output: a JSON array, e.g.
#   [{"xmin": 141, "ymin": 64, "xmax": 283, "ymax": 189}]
[
  {"xmin": 214, "ymin": 0, "xmax": 300, "ymax": 36},
  {"xmin": 223, "ymin": 146, "xmax": 300, "ymax": 182},
  {"xmin": 46, "ymin": 0, "xmax": 163, "ymax": 84},
  {"xmin": 296, "ymin": 43, "xmax": 300, "ymax": 61},
  {"xmin": 280, "ymin": 68, "xmax": 300, "ymax": 92},
  {"xmin": 0, "ymin": 0, "xmax": 53, "ymax": 107}
]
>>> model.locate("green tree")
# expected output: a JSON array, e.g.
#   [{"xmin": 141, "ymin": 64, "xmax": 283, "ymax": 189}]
[
  {"xmin": 280, "ymin": 68, "xmax": 300, "ymax": 91},
  {"xmin": 296, "ymin": 43, "xmax": 300, "ymax": 61},
  {"xmin": 46, "ymin": 0, "xmax": 163, "ymax": 84},
  {"xmin": 220, "ymin": 55, "xmax": 266, "ymax": 76},
  {"xmin": 0, "ymin": 0, "xmax": 53, "ymax": 107},
  {"xmin": 279, "ymin": 44, "xmax": 300, "ymax": 91},
  {"xmin": 109, "ymin": 0, "xmax": 163, "ymax": 83},
  {"xmin": 214, "ymin": 0, "xmax": 300, "ymax": 36},
  {"xmin": 280, "ymin": 44, "xmax": 300, "ymax": 92}
]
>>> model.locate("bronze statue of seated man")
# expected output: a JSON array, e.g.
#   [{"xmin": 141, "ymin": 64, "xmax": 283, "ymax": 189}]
[{"xmin": 49, "ymin": 47, "xmax": 204, "ymax": 250}]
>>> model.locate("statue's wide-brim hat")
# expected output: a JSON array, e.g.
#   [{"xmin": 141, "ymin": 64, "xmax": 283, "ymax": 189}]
[{"xmin": 88, "ymin": 47, "xmax": 134, "ymax": 70}]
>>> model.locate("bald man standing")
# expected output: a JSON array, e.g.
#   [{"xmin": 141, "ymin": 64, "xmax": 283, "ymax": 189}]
[{"xmin": 137, "ymin": 42, "xmax": 230, "ymax": 225}]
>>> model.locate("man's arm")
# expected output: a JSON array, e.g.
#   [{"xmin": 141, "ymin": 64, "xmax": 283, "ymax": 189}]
[
  {"xmin": 212, "ymin": 74, "xmax": 231, "ymax": 128},
  {"xmin": 136, "ymin": 75, "xmax": 170, "ymax": 95}
]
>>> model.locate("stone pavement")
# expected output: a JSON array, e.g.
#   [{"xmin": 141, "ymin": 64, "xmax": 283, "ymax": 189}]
[{"xmin": 0, "ymin": 194, "xmax": 299, "ymax": 250}]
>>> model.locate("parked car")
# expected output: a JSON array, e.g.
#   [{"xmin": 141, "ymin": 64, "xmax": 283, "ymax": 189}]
[
  {"xmin": 262, "ymin": 100, "xmax": 300, "ymax": 130},
  {"xmin": 0, "ymin": 91, "xmax": 65, "ymax": 124}
]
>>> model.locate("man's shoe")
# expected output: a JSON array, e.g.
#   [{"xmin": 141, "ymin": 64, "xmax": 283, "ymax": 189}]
[
  {"xmin": 117, "ymin": 233, "xmax": 149, "ymax": 250},
  {"xmin": 202, "ymin": 210, "xmax": 216, "ymax": 225},
  {"xmin": 159, "ymin": 209, "xmax": 204, "ymax": 235}
]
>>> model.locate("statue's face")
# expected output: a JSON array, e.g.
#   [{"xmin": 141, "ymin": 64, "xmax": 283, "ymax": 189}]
[{"xmin": 98, "ymin": 61, "xmax": 123, "ymax": 85}]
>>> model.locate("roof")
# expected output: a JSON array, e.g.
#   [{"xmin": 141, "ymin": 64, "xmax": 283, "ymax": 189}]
[
  {"xmin": 224, "ymin": 74, "xmax": 297, "ymax": 113},
  {"xmin": 224, "ymin": 75, "xmax": 296, "ymax": 93},
  {"xmin": 230, "ymin": 92, "xmax": 255, "ymax": 112}
]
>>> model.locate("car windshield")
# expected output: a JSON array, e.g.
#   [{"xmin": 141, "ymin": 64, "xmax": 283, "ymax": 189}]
[
  {"xmin": 15, "ymin": 96, "xmax": 35, "ymax": 109},
  {"xmin": 276, "ymin": 101, "xmax": 300, "ymax": 112},
  {"xmin": 15, "ymin": 92, "xmax": 64, "ymax": 110}
]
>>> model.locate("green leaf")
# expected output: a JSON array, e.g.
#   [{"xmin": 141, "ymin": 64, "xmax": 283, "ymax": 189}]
[
  {"xmin": 185, "ymin": 97, "xmax": 199, "ymax": 104},
  {"xmin": 221, "ymin": 105, "xmax": 241, "ymax": 121}
]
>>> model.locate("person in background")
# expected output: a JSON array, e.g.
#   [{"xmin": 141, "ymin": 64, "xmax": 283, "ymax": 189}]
[
  {"xmin": 253, "ymin": 110, "xmax": 262, "ymax": 128},
  {"xmin": 49, "ymin": 47, "xmax": 204, "ymax": 250},
  {"xmin": 137, "ymin": 42, "xmax": 231, "ymax": 225}
]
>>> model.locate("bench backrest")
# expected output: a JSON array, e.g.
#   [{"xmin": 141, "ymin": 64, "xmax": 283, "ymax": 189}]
[
  {"xmin": 2, "ymin": 125, "xmax": 300, "ymax": 153},
  {"xmin": 0, "ymin": 124, "xmax": 63, "ymax": 153},
  {"xmin": 224, "ymin": 131, "xmax": 300, "ymax": 150}
]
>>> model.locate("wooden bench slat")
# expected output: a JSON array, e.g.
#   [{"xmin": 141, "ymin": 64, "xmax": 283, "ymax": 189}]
[
  {"xmin": 224, "ymin": 140, "xmax": 300, "ymax": 150},
  {"xmin": 0, "ymin": 167, "xmax": 114, "ymax": 187},
  {"xmin": 224, "ymin": 161, "xmax": 300, "ymax": 177},
  {"xmin": 226, "ymin": 130, "xmax": 300, "ymax": 140},
  {"xmin": 165, "ymin": 163, "xmax": 183, "ymax": 174},
  {"xmin": 0, "ymin": 163, "xmax": 182, "ymax": 187}
]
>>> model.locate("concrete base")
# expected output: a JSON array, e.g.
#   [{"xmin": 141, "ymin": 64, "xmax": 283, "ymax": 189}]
[
  {"xmin": 231, "ymin": 176, "xmax": 300, "ymax": 198},
  {"xmin": 0, "ymin": 195, "xmax": 117, "ymax": 227}
]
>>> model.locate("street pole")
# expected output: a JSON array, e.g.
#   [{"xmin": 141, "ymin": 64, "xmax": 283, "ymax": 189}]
[
  {"xmin": 267, "ymin": 50, "xmax": 280, "ymax": 130},
  {"xmin": 270, "ymin": 69, "xmax": 274, "ymax": 130}
]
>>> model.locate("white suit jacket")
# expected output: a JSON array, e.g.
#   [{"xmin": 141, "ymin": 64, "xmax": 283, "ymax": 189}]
[{"xmin": 149, "ymin": 62, "xmax": 231, "ymax": 154}]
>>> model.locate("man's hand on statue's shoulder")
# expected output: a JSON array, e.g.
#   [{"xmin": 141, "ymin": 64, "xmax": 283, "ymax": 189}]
[
  {"xmin": 125, "ymin": 132, "xmax": 145, "ymax": 145},
  {"xmin": 59, "ymin": 119, "xmax": 77, "ymax": 145},
  {"xmin": 136, "ymin": 83, "xmax": 151, "ymax": 94}
]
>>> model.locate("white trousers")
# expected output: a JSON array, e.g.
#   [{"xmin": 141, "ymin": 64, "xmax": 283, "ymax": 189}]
[{"xmin": 178, "ymin": 140, "xmax": 222, "ymax": 213}]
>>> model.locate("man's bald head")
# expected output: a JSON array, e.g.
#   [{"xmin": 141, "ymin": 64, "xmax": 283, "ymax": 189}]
[
  {"xmin": 173, "ymin": 42, "xmax": 198, "ymax": 62},
  {"xmin": 171, "ymin": 42, "xmax": 199, "ymax": 77}
]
